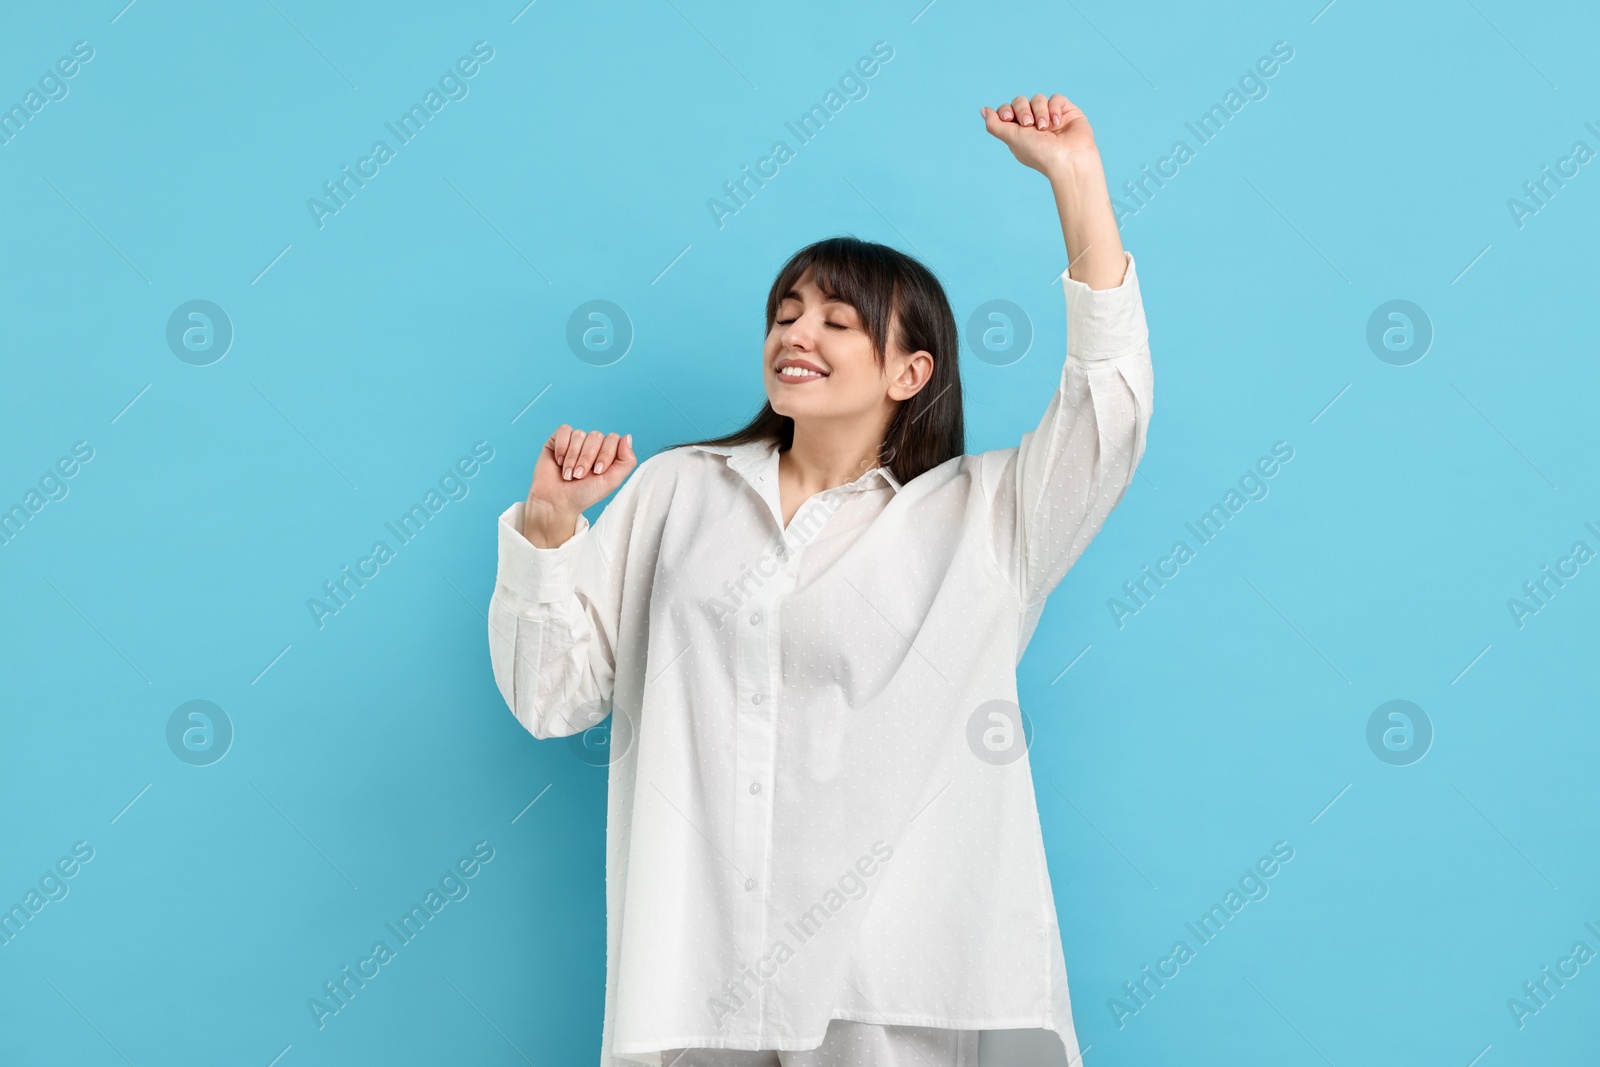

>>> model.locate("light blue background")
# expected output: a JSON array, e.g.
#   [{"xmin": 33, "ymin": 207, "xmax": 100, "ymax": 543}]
[{"xmin": 3, "ymin": 0, "xmax": 1597, "ymax": 1064}]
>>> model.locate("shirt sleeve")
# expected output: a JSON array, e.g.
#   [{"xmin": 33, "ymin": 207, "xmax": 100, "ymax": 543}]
[
  {"xmin": 487, "ymin": 468, "xmax": 645, "ymax": 740},
  {"xmin": 981, "ymin": 249, "xmax": 1153, "ymax": 618}
]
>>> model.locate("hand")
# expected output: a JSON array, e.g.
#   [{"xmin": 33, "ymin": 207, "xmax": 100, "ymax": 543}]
[
  {"xmin": 522, "ymin": 424, "xmax": 637, "ymax": 544},
  {"xmin": 979, "ymin": 93, "xmax": 1099, "ymax": 178}
]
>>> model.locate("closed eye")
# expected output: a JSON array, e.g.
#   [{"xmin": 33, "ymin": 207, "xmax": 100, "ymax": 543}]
[{"xmin": 775, "ymin": 318, "xmax": 850, "ymax": 329}]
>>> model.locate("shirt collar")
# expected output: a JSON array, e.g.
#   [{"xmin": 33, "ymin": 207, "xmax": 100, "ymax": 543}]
[{"xmin": 691, "ymin": 439, "xmax": 902, "ymax": 493}]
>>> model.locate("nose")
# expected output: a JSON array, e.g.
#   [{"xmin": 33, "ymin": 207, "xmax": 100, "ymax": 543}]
[{"xmin": 780, "ymin": 313, "xmax": 816, "ymax": 349}]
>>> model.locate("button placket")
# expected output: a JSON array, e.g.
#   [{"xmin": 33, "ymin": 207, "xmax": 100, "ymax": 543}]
[
  {"xmin": 730, "ymin": 578, "xmax": 779, "ymax": 992},
  {"xmin": 727, "ymin": 539, "xmax": 799, "ymax": 1030}
]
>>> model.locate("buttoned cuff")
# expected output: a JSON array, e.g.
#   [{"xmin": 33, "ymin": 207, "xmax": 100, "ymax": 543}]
[
  {"xmin": 496, "ymin": 500, "xmax": 591, "ymax": 605},
  {"xmin": 1062, "ymin": 250, "xmax": 1147, "ymax": 363}
]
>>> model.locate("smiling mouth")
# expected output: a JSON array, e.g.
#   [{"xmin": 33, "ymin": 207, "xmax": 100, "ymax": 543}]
[{"xmin": 776, "ymin": 366, "xmax": 828, "ymax": 381}]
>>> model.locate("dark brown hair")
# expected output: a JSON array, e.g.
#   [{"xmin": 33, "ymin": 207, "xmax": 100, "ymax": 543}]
[{"xmin": 666, "ymin": 235, "xmax": 965, "ymax": 485}]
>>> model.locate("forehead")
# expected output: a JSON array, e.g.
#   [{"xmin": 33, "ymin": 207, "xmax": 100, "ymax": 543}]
[{"xmin": 778, "ymin": 268, "xmax": 854, "ymax": 307}]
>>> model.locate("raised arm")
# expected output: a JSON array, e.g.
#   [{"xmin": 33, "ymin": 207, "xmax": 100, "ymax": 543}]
[
  {"xmin": 977, "ymin": 94, "xmax": 1154, "ymax": 628},
  {"xmin": 980, "ymin": 93, "xmax": 1124, "ymax": 288}
]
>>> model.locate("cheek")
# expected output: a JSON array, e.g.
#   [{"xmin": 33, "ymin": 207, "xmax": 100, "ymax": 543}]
[{"xmin": 829, "ymin": 338, "xmax": 877, "ymax": 380}]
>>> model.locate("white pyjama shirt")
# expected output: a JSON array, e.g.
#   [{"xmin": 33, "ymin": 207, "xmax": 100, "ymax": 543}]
[{"xmin": 487, "ymin": 250, "xmax": 1153, "ymax": 1066}]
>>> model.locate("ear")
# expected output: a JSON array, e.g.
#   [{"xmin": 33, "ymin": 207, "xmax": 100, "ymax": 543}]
[{"xmin": 886, "ymin": 349, "xmax": 934, "ymax": 402}]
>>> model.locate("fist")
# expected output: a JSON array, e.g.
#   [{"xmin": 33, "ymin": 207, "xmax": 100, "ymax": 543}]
[
  {"xmin": 523, "ymin": 424, "xmax": 637, "ymax": 542},
  {"xmin": 979, "ymin": 93, "xmax": 1098, "ymax": 176}
]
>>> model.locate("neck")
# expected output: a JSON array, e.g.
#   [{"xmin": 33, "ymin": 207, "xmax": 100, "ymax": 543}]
[{"xmin": 782, "ymin": 417, "xmax": 888, "ymax": 492}]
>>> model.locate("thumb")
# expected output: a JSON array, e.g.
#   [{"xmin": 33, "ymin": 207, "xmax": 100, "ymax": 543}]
[{"xmin": 979, "ymin": 105, "xmax": 1021, "ymax": 145}]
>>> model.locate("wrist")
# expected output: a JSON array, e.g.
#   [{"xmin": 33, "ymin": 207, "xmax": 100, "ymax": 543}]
[
  {"xmin": 522, "ymin": 499, "xmax": 581, "ymax": 548},
  {"xmin": 1043, "ymin": 149, "xmax": 1105, "ymax": 189}
]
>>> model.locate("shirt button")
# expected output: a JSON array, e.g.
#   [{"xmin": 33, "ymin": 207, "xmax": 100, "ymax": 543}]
[
  {"xmin": 750, "ymin": 612, "xmax": 761, "ymax": 625},
  {"xmin": 749, "ymin": 781, "xmax": 761, "ymax": 794},
  {"xmin": 751, "ymin": 693, "xmax": 762, "ymax": 705},
  {"xmin": 744, "ymin": 877, "xmax": 757, "ymax": 891}
]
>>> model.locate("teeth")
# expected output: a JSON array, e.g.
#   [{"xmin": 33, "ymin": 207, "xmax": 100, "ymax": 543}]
[{"xmin": 779, "ymin": 366, "xmax": 823, "ymax": 378}]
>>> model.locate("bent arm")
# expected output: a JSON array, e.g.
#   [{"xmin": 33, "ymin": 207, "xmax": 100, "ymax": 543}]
[{"xmin": 488, "ymin": 478, "xmax": 639, "ymax": 739}]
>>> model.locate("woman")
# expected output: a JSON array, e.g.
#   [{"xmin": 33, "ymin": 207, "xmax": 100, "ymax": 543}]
[{"xmin": 488, "ymin": 93, "xmax": 1153, "ymax": 1067}]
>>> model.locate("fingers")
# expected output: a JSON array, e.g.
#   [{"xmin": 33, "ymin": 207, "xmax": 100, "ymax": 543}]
[
  {"xmin": 1048, "ymin": 92, "xmax": 1072, "ymax": 128},
  {"xmin": 558, "ymin": 428, "xmax": 586, "ymax": 479},
  {"xmin": 570, "ymin": 432, "xmax": 607, "ymax": 479},
  {"xmin": 589, "ymin": 432, "xmax": 622, "ymax": 476},
  {"xmin": 550, "ymin": 425, "xmax": 634, "ymax": 480},
  {"xmin": 551, "ymin": 425, "xmax": 577, "ymax": 477},
  {"xmin": 985, "ymin": 93, "xmax": 1080, "ymax": 131},
  {"xmin": 551, "ymin": 425, "xmax": 590, "ymax": 479},
  {"xmin": 1030, "ymin": 93, "xmax": 1050, "ymax": 129}
]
